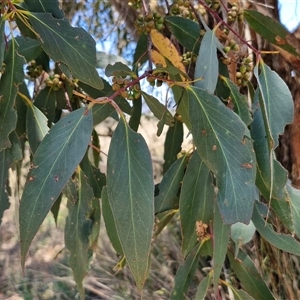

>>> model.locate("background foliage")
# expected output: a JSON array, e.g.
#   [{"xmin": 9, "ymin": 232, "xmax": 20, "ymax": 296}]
[{"xmin": 1, "ymin": 0, "xmax": 300, "ymax": 299}]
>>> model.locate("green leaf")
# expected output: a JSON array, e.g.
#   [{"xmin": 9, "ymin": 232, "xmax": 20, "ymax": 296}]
[
  {"xmin": 24, "ymin": 0, "xmax": 64, "ymax": 19},
  {"xmin": 105, "ymin": 62, "xmax": 135, "ymax": 77},
  {"xmin": 29, "ymin": 13, "xmax": 103, "ymax": 89},
  {"xmin": 154, "ymin": 210, "xmax": 176, "ymax": 237},
  {"xmin": 194, "ymin": 273, "xmax": 212, "ymax": 300},
  {"xmin": 194, "ymin": 29, "xmax": 218, "ymax": 93},
  {"xmin": 15, "ymin": 83, "xmax": 29, "ymax": 137},
  {"xmin": 101, "ymin": 187, "xmax": 123, "ymax": 255},
  {"xmin": 8, "ymin": 131, "xmax": 23, "ymax": 162},
  {"xmin": 133, "ymin": 34, "xmax": 148, "ymax": 67},
  {"xmin": 106, "ymin": 117, "xmax": 154, "ymax": 289},
  {"xmin": 51, "ymin": 193, "xmax": 62, "ymax": 226},
  {"xmin": 227, "ymin": 248, "xmax": 275, "ymax": 300},
  {"xmin": 26, "ymin": 103, "xmax": 49, "ymax": 154},
  {"xmin": 142, "ymin": 92, "xmax": 174, "ymax": 126},
  {"xmin": 19, "ymin": 107, "xmax": 93, "ymax": 267},
  {"xmin": 155, "ymin": 154, "xmax": 188, "ymax": 214},
  {"xmin": 232, "ymin": 289, "xmax": 255, "ymax": 300},
  {"xmin": 213, "ymin": 203, "xmax": 230, "ymax": 294},
  {"xmin": 244, "ymin": 10, "xmax": 299, "ymax": 57},
  {"xmin": 65, "ymin": 168, "xmax": 94, "ymax": 300},
  {"xmin": 0, "ymin": 150, "xmax": 10, "ymax": 223},
  {"xmin": 129, "ymin": 96, "xmax": 142, "ymax": 132},
  {"xmin": 252, "ymin": 204, "xmax": 300, "ymax": 255},
  {"xmin": 171, "ymin": 243, "xmax": 203, "ymax": 300},
  {"xmin": 231, "ymin": 221, "xmax": 256, "ymax": 258},
  {"xmin": 254, "ymin": 62, "xmax": 293, "ymax": 149},
  {"xmin": 0, "ymin": 39, "xmax": 26, "ymax": 151},
  {"xmin": 188, "ymin": 86, "xmax": 256, "ymax": 224},
  {"xmin": 80, "ymin": 152, "xmax": 106, "ymax": 198},
  {"xmin": 165, "ymin": 16, "xmax": 200, "ymax": 53},
  {"xmin": 221, "ymin": 77, "xmax": 252, "ymax": 126},
  {"xmin": 286, "ymin": 181, "xmax": 300, "ymax": 237},
  {"xmin": 16, "ymin": 36, "xmax": 42, "ymax": 62},
  {"xmin": 163, "ymin": 118, "xmax": 183, "ymax": 173},
  {"xmin": 180, "ymin": 151, "xmax": 214, "ymax": 257}
]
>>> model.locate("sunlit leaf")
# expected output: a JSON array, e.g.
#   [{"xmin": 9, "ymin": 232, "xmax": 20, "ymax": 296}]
[
  {"xmin": 65, "ymin": 168, "xmax": 94, "ymax": 300},
  {"xmin": 188, "ymin": 86, "xmax": 256, "ymax": 224},
  {"xmin": 106, "ymin": 117, "xmax": 154, "ymax": 289},
  {"xmin": 0, "ymin": 39, "xmax": 25, "ymax": 151},
  {"xmin": 194, "ymin": 29, "xmax": 218, "ymax": 93},
  {"xmin": 29, "ymin": 13, "xmax": 103, "ymax": 89},
  {"xmin": 20, "ymin": 107, "xmax": 93, "ymax": 267},
  {"xmin": 180, "ymin": 151, "xmax": 214, "ymax": 257}
]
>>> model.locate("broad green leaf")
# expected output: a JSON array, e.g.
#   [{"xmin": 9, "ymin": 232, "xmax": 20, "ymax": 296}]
[
  {"xmin": 231, "ymin": 221, "xmax": 256, "ymax": 259},
  {"xmin": 65, "ymin": 168, "xmax": 94, "ymax": 300},
  {"xmin": 194, "ymin": 272, "xmax": 212, "ymax": 300},
  {"xmin": 20, "ymin": 107, "xmax": 93, "ymax": 267},
  {"xmin": 34, "ymin": 87, "xmax": 61, "ymax": 125},
  {"xmin": 251, "ymin": 92, "xmax": 288, "ymax": 200},
  {"xmin": 16, "ymin": 36, "xmax": 42, "ymax": 62},
  {"xmin": 0, "ymin": 39, "xmax": 25, "ymax": 151},
  {"xmin": 165, "ymin": 16, "xmax": 200, "ymax": 53},
  {"xmin": 227, "ymin": 248, "xmax": 275, "ymax": 300},
  {"xmin": 24, "ymin": 0, "xmax": 64, "ymax": 19},
  {"xmin": 105, "ymin": 62, "xmax": 135, "ymax": 78},
  {"xmin": 188, "ymin": 86, "xmax": 256, "ymax": 224},
  {"xmin": 80, "ymin": 152, "xmax": 106, "ymax": 198},
  {"xmin": 170, "ymin": 243, "xmax": 203, "ymax": 300},
  {"xmin": 29, "ymin": 13, "xmax": 103, "ymax": 89},
  {"xmin": 180, "ymin": 151, "xmax": 214, "ymax": 257},
  {"xmin": 26, "ymin": 103, "xmax": 49, "ymax": 154},
  {"xmin": 286, "ymin": 181, "xmax": 300, "ymax": 237},
  {"xmin": 163, "ymin": 118, "xmax": 183, "ymax": 173},
  {"xmin": 106, "ymin": 117, "xmax": 154, "ymax": 289},
  {"xmin": 254, "ymin": 62, "xmax": 293, "ymax": 149},
  {"xmin": 142, "ymin": 92, "xmax": 174, "ymax": 126},
  {"xmin": 244, "ymin": 10, "xmax": 299, "ymax": 58},
  {"xmin": 155, "ymin": 154, "xmax": 188, "ymax": 214},
  {"xmin": 194, "ymin": 29, "xmax": 218, "ymax": 93},
  {"xmin": 221, "ymin": 77, "xmax": 252, "ymax": 126},
  {"xmin": 129, "ymin": 96, "xmax": 142, "ymax": 132},
  {"xmin": 101, "ymin": 187, "xmax": 123, "ymax": 255},
  {"xmin": 213, "ymin": 203, "xmax": 230, "ymax": 294},
  {"xmin": 252, "ymin": 204, "xmax": 300, "ymax": 255}
]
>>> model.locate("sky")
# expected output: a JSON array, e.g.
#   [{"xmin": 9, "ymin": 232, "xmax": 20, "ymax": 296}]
[{"xmin": 279, "ymin": 0, "xmax": 300, "ymax": 31}]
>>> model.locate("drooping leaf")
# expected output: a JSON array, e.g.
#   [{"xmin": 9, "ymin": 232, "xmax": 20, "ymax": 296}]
[
  {"xmin": 20, "ymin": 106, "xmax": 93, "ymax": 267},
  {"xmin": 106, "ymin": 117, "xmax": 154, "ymax": 289},
  {"xmin": 142, "ymin": 92, "xmax": 174, "ymax": 126},
  {"xmin": 105, "ymin": 62, "xmax": 135, "ymax": 78},
  {"xmin": 51, "ymin": 193, "xmax": 62, "ymax": 226},
  {"xmin": 252, "ymin": 204, "xmax": 300, "ymax": 255},
  {"xmin": 128, "ymin": 95, "xmax": 142, "ymax": 132},
  {"xmin": 227, "ymin": 248, "xmax": 275, "ymax": 300},
  {"xmin": 16, "ymin": 36, "xmax": 42, "ymax": 62},
  {"xmin": 133, "ymin": 34, "xmax": 148, "ymax": 68},
  {"xmin": 286, "ymin": 181, "xmax": 300, "ymax": 237},
  {"xmin": 194, "ymin": 272, "xmax": 212, "ymax": 300},
  {"xmin": 29, "ymin": 13, "xmax": 103, "ymax": 89},
  {"xmin": 194, "ymin": 29, "xmax": 218, "ymax": 93},
  {"xmin": 154, "ymin": 210, "xmax": 177, "ymax": 237},
  {"xmin": 231, "ymin": 221, "xmax": 256, "ymax": 258},
  {"xmin": 221, "ymin": 77, "xmax": 252, "ymax": 126},
  {"xmin": 163, "ymin": 118, "xmax": 183, "ymax": 174},
  {"xmin": 24, "ymin": 0, "xmax": 64, "ymax": 19},
  {"xmin": 188, "ymin": 86, "xmax": 256, "ymax": 224},
  {"xmin": 165, "ymin": 16, "xmax": 201, "ymax": 53},
  {"xmin": 89, "ymin": 197, "xmax": 101, "ymax": 249},
  {"xmin": 244, "ymin": 10, "xmax": 299, "ymax": 58},
  {"xmin": 0, "ymin": 150, "xmax": 10, "ymax": 223},
  {"xmin": 213, "ymin": 203, "xmax": 230, "ymax": 294},
  {"xmin": 0, "ymin": 39, "xmax": 26, "ymax": 151},
  {"xmin": 254, "ymin": 61, "xmax": 294, "ymax": 149},
  {"xmin": 101, "ymin": 187, "xmax": 123, "ymax": 255},
  {"xmin": 155, "ymin": 154, "xmax": 188, "ymax": 214},
  {"xmin": 180, "ymin": 151, "xmax": 214, "ymax": 257},
  {"xmin": 15, "ymin": 83, "xmax": 29, "ymax": 137},
  {"xmin": 26, "ymin": 103, "xmax": 49, "ymax": 154},
  {"xmin": 171, "ymin": 243, "xmax": 203, "ymax": 300},
  {"xmin": 65, "ymin": 168, "xmax": 94, "ymax": 300}
]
